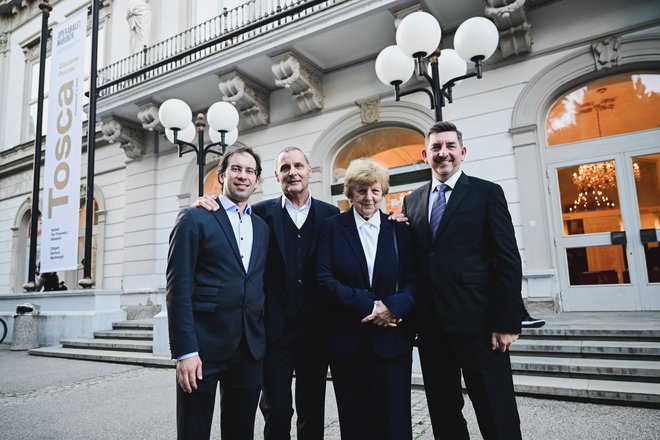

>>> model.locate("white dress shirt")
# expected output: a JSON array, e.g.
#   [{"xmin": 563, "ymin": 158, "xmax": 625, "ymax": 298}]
[
  {"xmin": 220, "ymin": 195, "xmax": 254, "ymax": 272},
  {"xmin": 353, "ymin": 208, "xmax": 381, "ymax": 287},
  {"xmin": 281, "ymin": 192, "xmax": 312, "ymax": 229},
  {"xmin": 428, "ymin": 170, "xmax": 463, "ymax": 223}
]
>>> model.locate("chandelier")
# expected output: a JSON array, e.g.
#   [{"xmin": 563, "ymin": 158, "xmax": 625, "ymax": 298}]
[{"xmin": 570, "ymin": 161, "xmax": 640, "ymax": 211}]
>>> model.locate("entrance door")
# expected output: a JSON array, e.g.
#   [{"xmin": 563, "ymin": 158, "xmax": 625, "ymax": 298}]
[{"xmin": 549, "ymin": 140, "xmax": 660, "ymax": 311}]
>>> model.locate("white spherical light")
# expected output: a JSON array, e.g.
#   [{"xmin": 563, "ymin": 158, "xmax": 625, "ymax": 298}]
[
  {"xmin": 158, "ymin": 99, "xmax": 192, "ymax": 130},
  {"xmin": 165, "ymin": 123, "xmax": 196, "ymax": 144},
  {"xmin": 375, "ymin": 45, "xmax": 415, "ymax": 85},
  {"xmin": 438, "ymin": 49, "xmax": 467, "ymax": 86},
  {"xmin": 207, "ymin": 102, "xmax": 239, "ymax": 132},
  {"xmin": 209, "ymin": 127, "xmax": 238, "ymax": 147},
  {"xmin": 454, "ymin": 17, "xmax": 499, "ymax": 62},
  {"xmin": 396, "ymin": 11, "xmax": 442, "ymax": 58}
]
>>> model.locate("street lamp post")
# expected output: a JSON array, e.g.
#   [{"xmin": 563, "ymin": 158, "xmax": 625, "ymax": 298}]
[
  {"xmin": 375, "ymin": 12, "xmax": 499, "ymax": 122},
  {"xmin": 23, "ymin": 0, "xmax": 52, "ymax": 292},
  {"xmin": 159, "ymin": 99, "xmax": 240, "ymax": 196}
]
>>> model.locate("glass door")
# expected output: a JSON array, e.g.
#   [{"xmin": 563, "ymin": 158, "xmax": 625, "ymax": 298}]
[
  {"xmin": 626, "ymin": 151, "xmax": 660, "ymax": 308},
  {"xmin": 550, "ymin": 147, "xmax": 660, "ymax": 310}
]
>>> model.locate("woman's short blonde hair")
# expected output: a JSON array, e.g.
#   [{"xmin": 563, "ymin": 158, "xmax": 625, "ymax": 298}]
[{"xmin": 343, "ymin": 158, "xmax": 390, "ymax": 199}]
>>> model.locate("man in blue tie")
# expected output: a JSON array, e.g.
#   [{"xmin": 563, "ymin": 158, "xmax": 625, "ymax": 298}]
[{"xmin": 402, "ymin": 121, "xmax": 522, "ymax": 440}]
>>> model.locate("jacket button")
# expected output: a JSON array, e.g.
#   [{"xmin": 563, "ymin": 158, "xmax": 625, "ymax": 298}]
[{"xmin": 244, "ymin": 306, "xmax": 249, "ymax": 311}]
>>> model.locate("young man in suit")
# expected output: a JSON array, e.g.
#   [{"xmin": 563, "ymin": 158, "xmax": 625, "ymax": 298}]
[
  {"xmin": 402, "ymin": 121, "xmax": 522, "ymax": 440},
  {"xmin": 196, "ymin": 147, "xmax": 339, "ymax": 440},
  {"xmin": 167, "ymin": 147, "xmax": 269, "ymax": 439}
]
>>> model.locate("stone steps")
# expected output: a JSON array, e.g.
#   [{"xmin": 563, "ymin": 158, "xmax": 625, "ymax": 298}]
[
  {"xmin": 510, "ymin": 338, "xmax": 660, "ymax": 360},
  {"xmin": 61, "ymin": 337, "xmax": 153, "ymax": 353},
  {"xmin": 29, "ymin": 345, "xmax": 174, "ymax": 367},
  {"xmin": 93, "ymin": 329, "xmax": 153, "ymax": 340}
]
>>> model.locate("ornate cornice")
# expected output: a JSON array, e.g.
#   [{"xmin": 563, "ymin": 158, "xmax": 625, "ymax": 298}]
[
  {"xmin": 217, "ymin": 71, "xmax": 270, "ymax": 128},
  {"xmin": 271, "ymin": 51, "xmax": 324, "ymax": 114}
]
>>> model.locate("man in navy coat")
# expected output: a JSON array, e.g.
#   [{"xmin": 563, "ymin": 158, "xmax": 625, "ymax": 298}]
[
  {"xmin": 167, "ymin": 147, "xmax": 269, "ymax": 439},
  {"xmin": 196, "ymin": 147, "xmax": 339, "ymax": 440},
  {"xmin": 402, "ymin": 121, "xmax": 522, "ymax": 440}
]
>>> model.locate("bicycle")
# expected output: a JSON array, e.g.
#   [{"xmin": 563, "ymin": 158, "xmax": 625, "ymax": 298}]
[{"xmin": 0, "ymin": 316, "xmax": 7, "ymax": 344}]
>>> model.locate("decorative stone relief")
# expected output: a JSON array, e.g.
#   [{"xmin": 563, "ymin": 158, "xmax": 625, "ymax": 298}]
[
  {"xmin": 484, "ymin": 0, "xmax": 532, "ymax": 58},
  {"xmin": 358, "ymin": 100, "xmax": 380, "ymax": 125},
  {"xmin": 592, "ymin": 37, "xmax": 622, "ymax": 71},
  {"xmin": 0, "ymin": 32, "xmax": 9, "ymax": 54},
  {"xmin": 218, "ymin": 71, "xmax": 270, "ymax": 128},
  {"xmin": 136, "ymin": 101, "xmax": 163, "ymax": 131},
  {"xmin": 271, "ymin": 52, "xmax": 324, "ymax": 114},
  {"xmin": 100, "ymin": 117, "xmax": 145, "ymax": 159}
]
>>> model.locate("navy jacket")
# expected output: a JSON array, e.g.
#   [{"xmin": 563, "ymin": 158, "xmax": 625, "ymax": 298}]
[
  {"xmin": 316, "ymin": 209, "xmax": 417, "ymax": 359},
  {"xmin": 402, "ymin": 173, "xmax": 522, "ymax": 336},
  {"xmin": 252, "ymin": 196, "xmax": 339, "ymax": 343},
  {"xmin": 166, "ymin": 201, "xmax": 269, "ymax": 362}
]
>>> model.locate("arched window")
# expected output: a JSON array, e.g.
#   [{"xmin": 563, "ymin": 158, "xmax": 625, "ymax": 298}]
[
  {"xmin": 331, "ymin": 127, "xmax": 427, "ymax": 213},
  {"xmin": 546, "ymin": 73, "xmax": 660, "ymax": 146}
]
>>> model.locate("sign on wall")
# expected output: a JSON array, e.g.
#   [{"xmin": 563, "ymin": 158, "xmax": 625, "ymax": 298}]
[{"xmin": 40, "ymin": 9, "xmax": 86, "ymax": 273}]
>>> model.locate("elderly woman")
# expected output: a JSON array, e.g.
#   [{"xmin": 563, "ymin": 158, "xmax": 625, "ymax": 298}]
[{"xmin": 316, "ymin": 158, "xmax": 417, "ymax": 440}]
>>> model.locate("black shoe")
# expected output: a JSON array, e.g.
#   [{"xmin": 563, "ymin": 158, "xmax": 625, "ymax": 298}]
[{"xmin": 521, "ymin": 314, "xmax": 546, "ymax": 328}]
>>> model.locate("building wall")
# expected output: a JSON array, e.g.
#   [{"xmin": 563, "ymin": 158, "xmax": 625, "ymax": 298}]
[{"xmin": 1, "ymin": 0, "xmax": 658, "ymax": 311}]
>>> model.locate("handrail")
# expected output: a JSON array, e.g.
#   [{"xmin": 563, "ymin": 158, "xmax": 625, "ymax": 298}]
[{"xmin": 97, "ymin": 0, "xmax": 338, "ymax": 97}]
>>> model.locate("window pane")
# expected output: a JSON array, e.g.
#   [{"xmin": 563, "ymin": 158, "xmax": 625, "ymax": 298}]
[
  {"xmin": 557, "ymin": 160, "xmax": 623, "ymax": 235},
  {"xmin": 333, "ymin": 128, "xmax": 424, "ymax": 180},
  {"xmin": 546, "ymin": 73, "xmax": 660, "ymax": 146},
  {"xmin": 566, "ymin": 245, "xmax": 629, "ymax": 285},
  {"xmin": 630, "ymin": 153, "xmax": 660, "ymax": 283}
]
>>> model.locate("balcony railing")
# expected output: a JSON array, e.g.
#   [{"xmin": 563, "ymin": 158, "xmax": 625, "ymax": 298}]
[{"xmin": 97, "ymin": 0, "xmax": 340, "ymax": 97}]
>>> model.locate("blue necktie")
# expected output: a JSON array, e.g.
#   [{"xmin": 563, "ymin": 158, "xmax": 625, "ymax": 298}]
[{"xmin": 430, "ymin": 183, "xmax": 449, "ymax": 237}]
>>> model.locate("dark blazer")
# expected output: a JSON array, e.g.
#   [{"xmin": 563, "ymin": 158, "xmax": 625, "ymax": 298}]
[
  {"xmin": 402, "ymin": 172, "xmax": 522, "ymax": 335},
  {"xmin": 166, "ymin": 201, "xmax": 269, "ymax": 362},
  {"xmin": 252, "ymin": 196, "xmax": 339, "ymax": 343},
  {"xmin": 316, "ymin": 209, "xmax": 417, "ymax": 359}
]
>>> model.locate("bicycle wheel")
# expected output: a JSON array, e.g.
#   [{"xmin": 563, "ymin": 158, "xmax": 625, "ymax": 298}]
[{"xmin": 0, "ymin": 317, "xmax": 7, "ymax": 344}]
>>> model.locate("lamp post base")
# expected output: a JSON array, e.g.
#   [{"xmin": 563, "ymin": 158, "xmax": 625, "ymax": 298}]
[
  {"xmin": 78, "ymin": 277, "xmax": 95, "ymax": 289},
  {"xmin": 22, "ymin": 281, "xmax": 39, "ymax": 292}
]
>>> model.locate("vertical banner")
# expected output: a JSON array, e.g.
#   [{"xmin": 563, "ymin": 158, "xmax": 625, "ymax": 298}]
[{"xmin": 40, "ymin": 9, "xmax": 86, "ymax": 273}]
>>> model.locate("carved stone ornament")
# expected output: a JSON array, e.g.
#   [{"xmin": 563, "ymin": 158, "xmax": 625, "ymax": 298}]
[
  {"xmin": 136, "ymin": 102, "xmax": 163, "ymax": 131},
  {"xmin": 218, "ymin": 71, "xmax": 270, "ymax": 128},
  {"xmin": 271, "ymin": 52, "xmax": 324, "ymax": 114},
  {"xmin": 592, "ymin": 37, "xmax": 622, "ymax": 71},
  {"xmin": 359, "ymin": 100, "xmax": 380, "ymax": 125},
  {"xmin": 484, "ymin": 0, "xmax": 532, "ymax": 58},
  {"xmin": 0, "ymin": 32, "xmax": 8, "ymax": 54},
  {"xmin": 100, "ymin": 117, "xmax": 145, "ymax": 159}
]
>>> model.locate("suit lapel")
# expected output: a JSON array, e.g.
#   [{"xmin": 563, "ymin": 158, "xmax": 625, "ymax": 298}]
[
  {"xmin": 414, "ymin": 182, "xmax": 434, "ymax": 244},
  {"xmin": 308, "ymin": 199, "xmax": 323, "ymax": 257},
  {"xmin": 341, "ymin": 208, "xmax": 370, "ymax": 286},
  {"xmin": 210, "ymin": 200, "xmax": 243, "ymax": 270},
  {"xmin": 247, "ymin": 216, "xmax": 264, "ymax": 275},
  {"xmin": 372, "ymin": 212, "xmax": 393, "ymax": 290},
  {"xmin": 434, "ymin": 173, "xmax": 470, "ymax": 243},
  {"xmin": 271, "ymin": 197, "xmax": 287, "ymax": 262}
]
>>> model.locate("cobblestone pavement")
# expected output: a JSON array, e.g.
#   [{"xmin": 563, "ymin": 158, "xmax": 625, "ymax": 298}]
[{"xmin": 2, "ymin": 345, "xmax": 659, "ymax": 439}]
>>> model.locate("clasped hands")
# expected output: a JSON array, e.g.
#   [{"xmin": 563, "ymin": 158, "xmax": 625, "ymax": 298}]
[{"xmin": 361, "ymin": 300, "xmax": 399, "ymax": 327}]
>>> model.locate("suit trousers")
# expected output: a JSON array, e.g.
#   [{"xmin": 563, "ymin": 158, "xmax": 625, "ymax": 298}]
[
  {"xmin": 259, "ymin": 315, "xmax": 328, "ymax": 440},
  {"xmin": 418, "ymin": 331, "xmax": 521, "ymax": 440},
  {"xmin": 329, "ymin": 343, "xmax": 413, "ymax": 440},
  {"xmin": 176, "ymin": 338, "xmax": 263, "ymax": 440}
]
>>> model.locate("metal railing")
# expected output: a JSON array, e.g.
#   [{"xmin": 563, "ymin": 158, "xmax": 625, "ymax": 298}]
[{"xmin": 97, "ymin": 0, "xmax": 340, "ymax": 97}]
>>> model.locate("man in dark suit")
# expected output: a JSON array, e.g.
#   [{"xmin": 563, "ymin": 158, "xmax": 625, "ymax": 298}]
[
  {"xmin": 196, "ymin": 147, "xmax": 339, "ymax": 440},
  {"xmin": 167, "ymin": 147, "xmax": 269, "ymax": 439},
  {"xmin": 402, "ymin": 121, "xmax": 522, "ymax": 440}
]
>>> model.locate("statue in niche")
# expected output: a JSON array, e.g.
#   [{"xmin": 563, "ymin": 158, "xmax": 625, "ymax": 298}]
[{"xmin": 126, "ymin": 0, "xmax": 152, "ymax": 54}]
